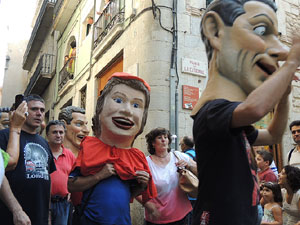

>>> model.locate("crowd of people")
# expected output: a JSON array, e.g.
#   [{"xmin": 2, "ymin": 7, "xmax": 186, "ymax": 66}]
[
  {"xmin": 1, "ymin": 0, "xmax": 300, "ymax": 224},
  {"xmin": 0, "ymin": 87, "xmax": 198, "ymax": 225}
]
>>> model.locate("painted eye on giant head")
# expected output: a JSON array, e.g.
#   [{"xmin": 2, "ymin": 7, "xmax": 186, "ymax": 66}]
[
  {"xmin": 75, "ymin": 123, "xmax": 82, "ymax": 127},
  {"xmin": 253, "ymin": 25, "xmax": 267, "ymax": 36},
  {"xmin": 133, "ymin": 103, "xmax": 139, "ymax": 108},
  {"xmin": 113, "ymin": 97, "xmax": 123, "ymax": 104}
]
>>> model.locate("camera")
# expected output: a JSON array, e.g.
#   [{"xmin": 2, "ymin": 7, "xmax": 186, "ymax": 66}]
[{"xmin": 14, "ymin": 94, "xmax": 24, "ymax": 109}]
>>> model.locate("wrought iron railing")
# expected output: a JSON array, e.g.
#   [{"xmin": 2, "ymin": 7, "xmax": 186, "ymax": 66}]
[
  {"xmin": 58, "ymin": 57, "xmax": 75, "ymax": 91},
  {"xmin": 24, "ymin": 54, "xmax": 55, "ymax": 95},
  {"xmin": 93, "ymin": 0, "xmax": 125, "ymax": 49}
]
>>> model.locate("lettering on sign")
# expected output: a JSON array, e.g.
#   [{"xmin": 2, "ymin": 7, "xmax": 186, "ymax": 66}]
[{"xmin": 182, "ymin": 58, "xmax": 207, "ymax": 77}]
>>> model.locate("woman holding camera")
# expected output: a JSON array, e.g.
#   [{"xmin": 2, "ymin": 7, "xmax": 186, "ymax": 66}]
[{"xmin": 138, "ymin": 127, "xmax": 197, "ymax": 225}]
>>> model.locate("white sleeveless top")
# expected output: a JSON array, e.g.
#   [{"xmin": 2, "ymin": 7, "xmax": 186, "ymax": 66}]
[{"xmin": 282, "ymin": 188, "xmax": 300, "ymax": 225}]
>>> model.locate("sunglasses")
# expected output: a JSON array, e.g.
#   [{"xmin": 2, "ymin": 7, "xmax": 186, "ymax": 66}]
[{"xmin": 292, "ymin": 129, "xmax": 300, "ymax": 135}]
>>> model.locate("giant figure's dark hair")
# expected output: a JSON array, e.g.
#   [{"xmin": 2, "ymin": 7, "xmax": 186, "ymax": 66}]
[
  {"xmin": 58, "ymin": 106, "xmax": 86, "ymax": 125},
  {"xmin": 201, "ymin": 0, "xmax": 277, "ymax": 62}
]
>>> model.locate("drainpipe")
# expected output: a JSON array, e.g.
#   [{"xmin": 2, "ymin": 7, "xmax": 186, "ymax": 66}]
[{"xmin": 170, "ymin": 0, "xmax": 178, "ymax": 150}]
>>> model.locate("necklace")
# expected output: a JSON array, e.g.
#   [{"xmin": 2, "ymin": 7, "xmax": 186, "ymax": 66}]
[{"xmin": 155, "ymin": 152, "xmax": 169, "ymax": 158}]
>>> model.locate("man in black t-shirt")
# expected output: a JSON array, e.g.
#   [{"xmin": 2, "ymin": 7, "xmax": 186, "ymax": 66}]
[
  {"xmin": 0, "ymin": 94, "xmax": 56, "ymax": 225},
  {"xmin": 191, "ymin": 0, "xmax": 300, "ymax": 225}
]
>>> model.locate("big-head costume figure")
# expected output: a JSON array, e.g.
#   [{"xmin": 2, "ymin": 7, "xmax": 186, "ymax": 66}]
[
  {"xmin": 191, "ymin": 0, "xmax": 300, "ymax": 224},
  {"xmin": 58, "ymin": 106, "xmax": 89, "ymax": 157},
  {"xmin": 68, "ymin": 72, "xmax": 157, "ymax": 225}
]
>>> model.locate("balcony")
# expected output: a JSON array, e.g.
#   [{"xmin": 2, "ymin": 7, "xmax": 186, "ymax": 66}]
[
  {"xmin": 58, "ymin": 57, "xmax": 75, "ymax": 92},
  {"xmin": 24, "ymin": 54, "xmax": 55, "ymax": 95},
  {"xmin": 23, "ymin": 0, "xmax": 56, "ymax": 71},
  {"xmin": 93, "ymin": 0, "xmax": 125, "ymax": 53},
  {"xmin": 53, "ymin": 0, "xmax": 80, "ymax": 33}
]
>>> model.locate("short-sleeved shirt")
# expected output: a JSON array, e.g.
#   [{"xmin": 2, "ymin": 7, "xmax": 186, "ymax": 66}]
[
  {"xmin": 192, "ymin": 99, "xmax": 259, "ymax": 225},
  {"xmin": 51, "ymin": 145, "xmax": 76, "ymax": 197},
  {"xmin": 184, "ymin": 148, "xmax": 196, "ymax": 161},
  {"xmin": 258, "ymin": 168, "xmax": 277, "ymax": 183},
  {"xmin": 0, "ymin": 129, "xmax": 56, "ymax": 225}
]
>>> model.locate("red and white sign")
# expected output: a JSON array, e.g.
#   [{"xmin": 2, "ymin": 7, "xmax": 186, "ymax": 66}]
[
  {"xmin": 182, "ymin": 85, "xmax": 199, "ymax": 110},
  {"xmin": 182, "ymin": 57, "xmax": 207, "ymax": 77}
]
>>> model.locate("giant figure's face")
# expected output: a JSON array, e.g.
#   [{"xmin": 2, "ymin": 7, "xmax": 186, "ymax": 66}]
[
  {"xmin": 0, "ymin": 112, "xmax": 9, "ymax": 130},
  {"xmin": 99, "ymin": 84, "xmax": 145, "ymax": 139},
  {"xmin": 65, "ymin": 112, "xmax": 89, "ymax": 149},
  {"xmin": 217, "ymin": 1, "xmax": 288, "ymax": 94}
]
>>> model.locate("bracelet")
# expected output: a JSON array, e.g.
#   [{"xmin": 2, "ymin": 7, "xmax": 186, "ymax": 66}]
[{"xmin": 10, "ymin": 130, "xmax": 21, "ymax": 135}]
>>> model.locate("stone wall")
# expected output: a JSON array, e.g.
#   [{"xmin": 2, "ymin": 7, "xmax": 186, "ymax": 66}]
[{"xmin": 277, "ymin": 0, "xmax": 300, "ymax": 164}]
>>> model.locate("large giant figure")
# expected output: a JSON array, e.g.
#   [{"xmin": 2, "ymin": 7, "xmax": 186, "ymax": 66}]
[
  {"xmin": 68, "ymin": 72, "xmax": 157, "ymax": 225},
  {"xmin": 58, "ymin": 106, "xmax": 89, "ymax": 157},
  {"xmin": 191, "ymin": 0, "xmax": 300, "ymax": 224}
]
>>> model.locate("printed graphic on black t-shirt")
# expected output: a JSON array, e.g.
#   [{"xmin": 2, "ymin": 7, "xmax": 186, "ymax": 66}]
[{"xmin": 24, "ymin": 143, "xmax": 49, "ymax": 180}]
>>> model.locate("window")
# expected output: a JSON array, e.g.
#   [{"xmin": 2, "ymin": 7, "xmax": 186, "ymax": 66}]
[
  {"xmin": 86, "ymin": 16, "xmax": 94, "ymax": 36},
  {"xmin": 80, "ymin": 85, "xmax": 87, "ymax": 109},
  {"xmin": 81, "ymin": 9, "xmax": 94, "ymax": 44}
]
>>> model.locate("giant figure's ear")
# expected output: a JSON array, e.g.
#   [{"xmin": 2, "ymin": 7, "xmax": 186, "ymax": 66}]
[
  {"xmin": 202, "ymin": 11, "xmax": 225, "ymax": 51},
  {"xmin": 60, "ymin": 119, "xmax": 67, "ymax": 127}
]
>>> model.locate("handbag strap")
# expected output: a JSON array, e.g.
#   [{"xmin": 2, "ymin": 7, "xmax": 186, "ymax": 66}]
[{"xmin": 173, "ymin": 151, "xmax": 180, "ymax": 162}]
